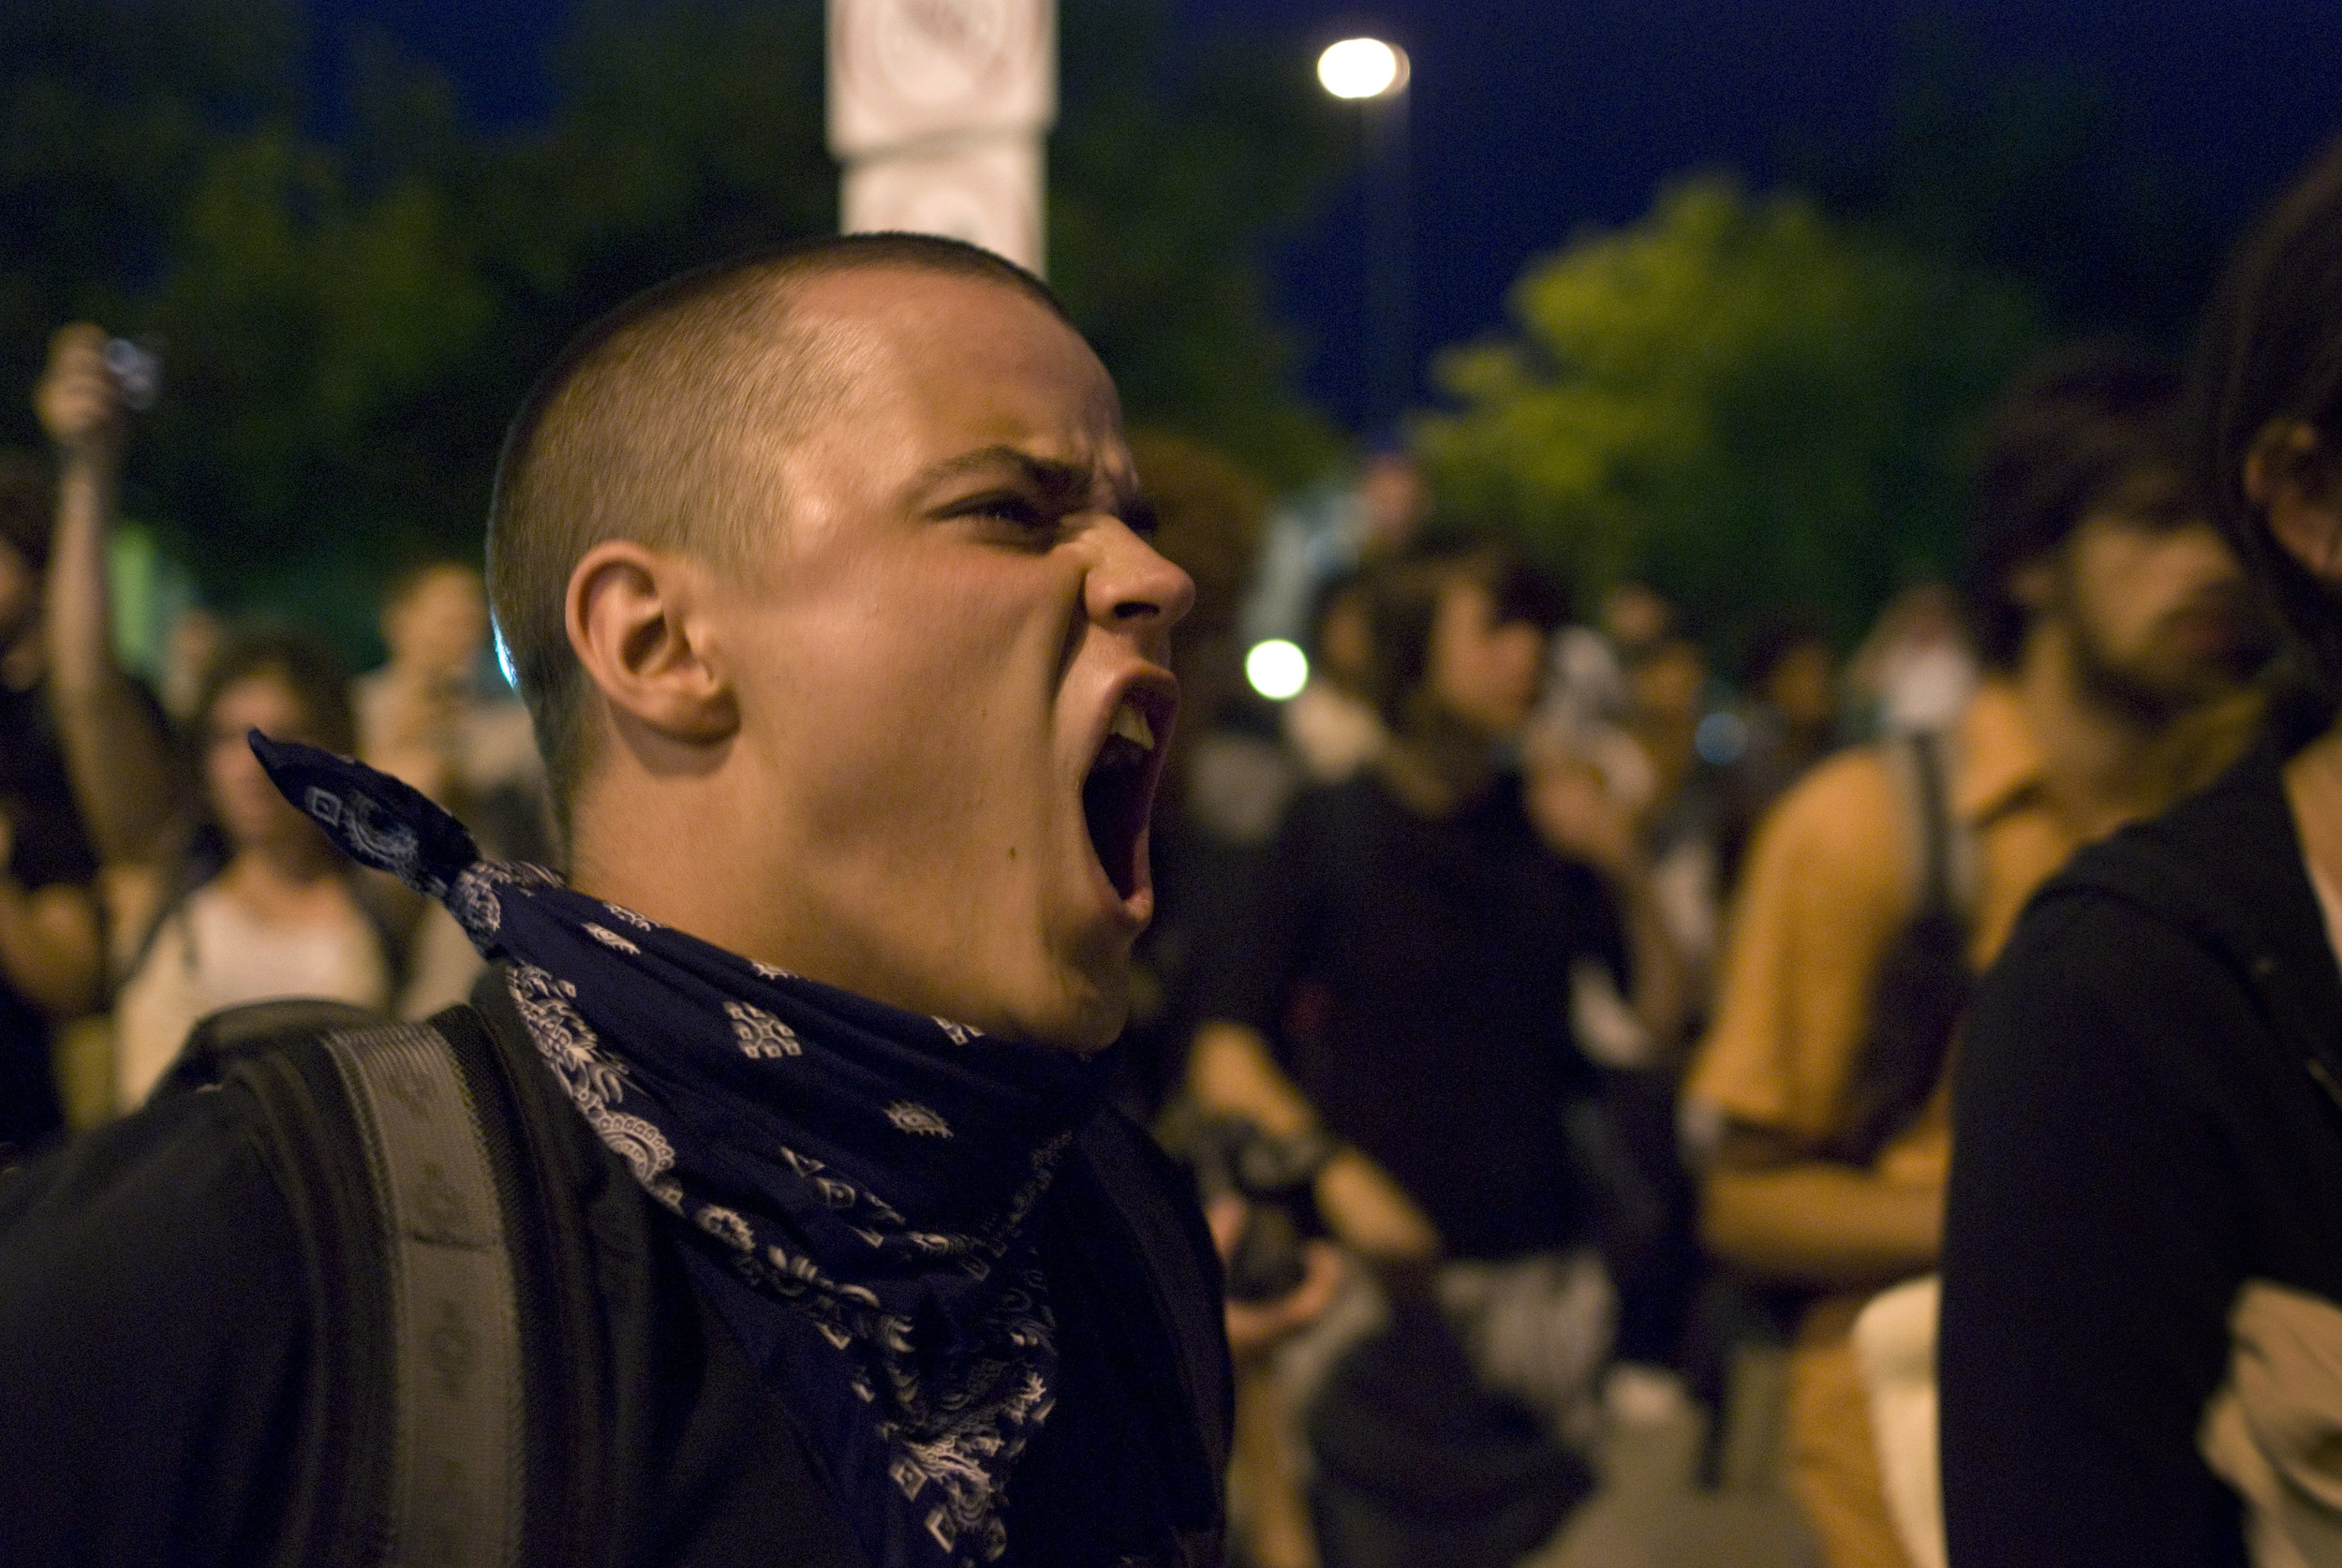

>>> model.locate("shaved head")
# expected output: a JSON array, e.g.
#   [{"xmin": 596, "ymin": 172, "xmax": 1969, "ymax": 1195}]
[{"xmin": 488, "ymin": 233, "xmax": 1069, "ymax": 831}]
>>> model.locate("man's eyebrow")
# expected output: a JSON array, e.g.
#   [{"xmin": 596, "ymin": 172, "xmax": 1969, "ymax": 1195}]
[{"xmin": 913, "ymin": 446, "xmax": 1134, "ymax": 510}]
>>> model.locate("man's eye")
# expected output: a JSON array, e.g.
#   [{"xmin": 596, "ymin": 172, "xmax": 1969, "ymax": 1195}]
[{"xmin": 959, "ymin": 493, "xmax": 1047, "ymax": 529}]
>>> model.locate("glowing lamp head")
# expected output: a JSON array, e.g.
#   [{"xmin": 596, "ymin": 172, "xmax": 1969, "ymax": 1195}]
[
  {"xmin": 1246, "ymin": 639, "xmax": 1311, "ymax": 701},
  {"xmin": 1317, "ymin": 37, "xmax": 1409, "ymax": 100}
]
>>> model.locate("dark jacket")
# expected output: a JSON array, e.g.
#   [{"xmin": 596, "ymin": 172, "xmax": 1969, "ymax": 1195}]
[
  {"xmin": 0, "ymin": 972, "xmax": 1230, "ymax": 1566},
  {"xmin": 1941, "ymin": 739, "xmax": 2342, "ymax": 1567}
]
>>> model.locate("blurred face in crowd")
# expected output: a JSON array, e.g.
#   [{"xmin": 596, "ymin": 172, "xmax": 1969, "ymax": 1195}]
[
  {"xmin": 206, "ymin": 673, "xmax": 335, "ymax": 854},
  {"xmin": 1425, "ymin": 576, "xmax": 1547, "ymax": 743},
  {"xmin": 690, "ymin": 268, "xmax": 1191, "ymax": 1050},
  {"xmin": 386, "ymin": 564, "xmax": 489, "ymax": 684},
  {"xmin": 2030, "ymin": 469, "xmax": 2259, "ymax": 717},
  {"xmin": 1766, "ymin": 641, "xmax": 1836, "ymax": 731},
  {"xmin": 1603, "ymin": 582, "xmax": 1672, "ymax": 656},
  {"xmin": 1356, "ymin": 453, "xmax": 1430, "ymax": 558},
  {"xmin": 2253, "ymin": 423, "xmax": 2342, "ymax": 594}
]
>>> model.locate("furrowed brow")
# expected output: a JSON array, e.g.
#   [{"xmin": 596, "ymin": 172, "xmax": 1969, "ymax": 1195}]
[{"xmin": 917, "ymin": 446, "xmax": 1132, "ymax": 514}]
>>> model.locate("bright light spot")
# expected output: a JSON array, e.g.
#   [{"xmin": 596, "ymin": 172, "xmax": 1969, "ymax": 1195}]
[
  {"xmin": 1317, "ymin": 37, "xmax": 1408, "ymax": 99},
  {"xmin": 1246, "ymin": 639, "xmax": 1311, "ymax": 701}
]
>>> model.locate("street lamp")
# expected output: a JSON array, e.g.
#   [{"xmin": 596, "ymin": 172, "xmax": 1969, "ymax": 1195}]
[
  {"xmin": 1317, "ymin": 37, "xmax": 1409, "ymax": 100},
  {"xmin": 1316, "ymin": 37, "xmax": 1412, "ymax": 431}
]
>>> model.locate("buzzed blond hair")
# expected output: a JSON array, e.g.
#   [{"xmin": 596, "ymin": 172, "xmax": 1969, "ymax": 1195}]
[{"xmin": 487, "ymin": 234, "xmax": 1068, "ymax": 836}]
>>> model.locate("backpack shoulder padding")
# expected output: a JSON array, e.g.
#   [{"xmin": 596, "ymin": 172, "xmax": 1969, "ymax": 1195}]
[{"xmin": 173, "ymin": 1001, "xmax": 544, "ymax": 1568}]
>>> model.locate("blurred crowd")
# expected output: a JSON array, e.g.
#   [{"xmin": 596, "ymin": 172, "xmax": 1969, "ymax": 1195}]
[
  {"xmin": 3, "ymin": 325, "xmax": 553, "ymax": 1142},
  {"xmin": 11, "ymin": 139, "xmax": 2342, "ymax": 1568}
]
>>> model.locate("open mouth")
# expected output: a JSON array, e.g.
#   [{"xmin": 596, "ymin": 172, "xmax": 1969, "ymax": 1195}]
[{"xmin": 1082, "ymin": 690, "xmax": 1170, "ymax": 902}]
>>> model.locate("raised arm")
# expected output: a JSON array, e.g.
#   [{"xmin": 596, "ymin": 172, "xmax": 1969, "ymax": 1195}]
[
  {"xmin": 35, "ymin": 325, "xmax": 184, "ymax": 868},
  {"xmin": 1523, "ymin": 750, "xmax": 1690, "ymax": 1049}
]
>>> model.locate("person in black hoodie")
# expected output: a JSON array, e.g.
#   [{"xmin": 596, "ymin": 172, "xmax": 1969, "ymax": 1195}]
[{"xmin": 1942, "ymin": 138, "xmax": 2342, "ymax": 1567}]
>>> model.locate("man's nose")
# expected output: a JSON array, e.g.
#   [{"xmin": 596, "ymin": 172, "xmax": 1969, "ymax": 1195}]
[{"xmin": 1087, "ymin": 518, "xmax": 1195, "ymax": 639}]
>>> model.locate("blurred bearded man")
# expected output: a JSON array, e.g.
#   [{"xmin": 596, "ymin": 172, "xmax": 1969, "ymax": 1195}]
[
  {"xmin": 0, "ymin": 236, "xmax": 1233, "ymax": 1568},
  {"xmin": 1683, "ymin": 346, "xmax": 2266, "ymax": 1568}
]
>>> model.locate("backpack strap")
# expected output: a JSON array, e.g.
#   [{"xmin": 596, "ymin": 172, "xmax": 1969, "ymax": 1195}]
[
  {"xmin": 1887, "ymin": 728, "xmax": 1976, "ymax": 929},
  {"xmin": 1825, "ymin": 731, "xmax": 1979, "ymax": 1166},
  {"xmin": 319, "ymin": 1019, "xmax": 526, "ymax": 1568},
  {"xmin": 181, "ymin": 1004, "xmax": 532, "ymax": 1568}
]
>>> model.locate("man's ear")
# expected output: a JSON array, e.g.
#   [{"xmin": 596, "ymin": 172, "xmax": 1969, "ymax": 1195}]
[
  {"xmin": 2247, "ymin": 421, "xmax": 2342, "ymax": 588},
  {"xmin": 565, "ymin": 540, "xmax": 738, "ymax": 746}
]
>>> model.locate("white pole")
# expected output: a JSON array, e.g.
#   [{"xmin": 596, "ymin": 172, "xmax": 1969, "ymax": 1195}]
[{"xmin": 827, "ymin": 0, "xmax": 1057, "ymax": 276}]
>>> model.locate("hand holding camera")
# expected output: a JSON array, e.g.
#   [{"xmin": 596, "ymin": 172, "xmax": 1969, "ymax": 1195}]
[{"xmin": 36, "ymin": 324, "xmax": 158, "ymax": 473}]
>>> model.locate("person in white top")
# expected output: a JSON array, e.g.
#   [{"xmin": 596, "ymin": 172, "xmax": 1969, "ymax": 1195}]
[{"xmin": 37, "ymin": 327, "xmax": 403, "ymax": 1110}]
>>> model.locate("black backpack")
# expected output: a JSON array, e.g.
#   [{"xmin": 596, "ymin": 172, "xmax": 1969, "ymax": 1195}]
[{"xmin": 165, "ymin": 993, "xmax": 1233, "ymax": 1568}]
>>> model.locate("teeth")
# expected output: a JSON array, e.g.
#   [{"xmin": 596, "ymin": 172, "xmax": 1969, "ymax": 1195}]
[{"xmin": 1109, "ymin": 700, "xmax": 1156, "ymax": 753}]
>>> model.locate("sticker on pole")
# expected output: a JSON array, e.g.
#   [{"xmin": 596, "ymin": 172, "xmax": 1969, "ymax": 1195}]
[{"xmin": 829, "ymin": 0, "xmax": 1056, "ymax": 157}]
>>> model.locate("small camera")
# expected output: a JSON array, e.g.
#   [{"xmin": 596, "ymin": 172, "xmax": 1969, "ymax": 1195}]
[
  {"xmin": 1176, "ymin": 1111, "xmax": 1336, "ymax": 1303},
  {"xmin": 103, "ymin": 338, "xmax": 162, "ymax": 411}
]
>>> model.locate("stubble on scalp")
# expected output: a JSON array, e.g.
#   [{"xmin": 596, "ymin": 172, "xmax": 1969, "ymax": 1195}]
[{"xmin": 488, "ymin": 274, "xmax": 859, "ymax": 830}]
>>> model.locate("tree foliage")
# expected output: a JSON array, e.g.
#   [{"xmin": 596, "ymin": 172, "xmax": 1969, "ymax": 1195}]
[
  {"xmin": 0, "ymin": 0, "xmax": 1346, "ymax": 642},
  {"xmin": 1052, "ymin": 4, "xmax": 1350, "ymax": 484},
  {"xmin": 1416, "ymin": 178, "xmax": 2045, "ymax": 648}
]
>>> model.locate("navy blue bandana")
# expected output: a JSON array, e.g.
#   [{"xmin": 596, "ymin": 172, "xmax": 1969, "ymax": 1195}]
[{"xmin": 253, "ymin": 735, "xmax": 1109, "ymax": 1568}]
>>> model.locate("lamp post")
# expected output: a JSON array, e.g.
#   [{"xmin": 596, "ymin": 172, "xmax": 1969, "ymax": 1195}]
[{"xmin": 1317, "ymin": 37, "xmax": 1411, "ymax": 431}]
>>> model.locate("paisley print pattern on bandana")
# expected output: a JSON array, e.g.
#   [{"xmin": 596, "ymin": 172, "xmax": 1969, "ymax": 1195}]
[
  {"xmin": 725, "ymin": 999, "xmax": 801, "ymax": 1058},
  {"xmin": 885, "ymin": 1102, "xmax": 955, "ymax": 1138},
  {"xmin": 249, "ymin": 733, "xmax": 1107, "ymax": 1568}
]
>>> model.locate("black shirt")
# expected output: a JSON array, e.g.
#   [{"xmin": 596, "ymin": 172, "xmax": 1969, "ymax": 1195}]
[
  {"xmin": 1943, "ymin": 741, "xmax": 2342, "ymax": 1568},
  {"xmin": 1192, "ymin": 770, "xmax": 1626, "ymax": 1261}
]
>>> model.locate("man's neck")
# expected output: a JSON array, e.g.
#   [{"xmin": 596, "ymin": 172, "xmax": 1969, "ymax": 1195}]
[
  {"xmin": 219, "ymin": 835, "xmax": 345, "ymax": 915},
  {"xmin": 1378, "ymin": 713, "xmax": 1498, "ymax": 819},
  {"xmin": 2013, "ymin": 622, "xmax": 2198, "ymax": 842}
]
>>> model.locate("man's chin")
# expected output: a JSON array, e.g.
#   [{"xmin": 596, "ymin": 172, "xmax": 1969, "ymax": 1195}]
[
  {"xmin": 1035, "ymin": 991, "xmax": 1131, "ymax": 1055},
  {"xmin": 1002, "ymin": 965, "xmax": 1132, "ymax": 1054}
]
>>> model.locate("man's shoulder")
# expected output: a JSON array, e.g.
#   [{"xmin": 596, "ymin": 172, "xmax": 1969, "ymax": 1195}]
[
  {"xmin": 0, "ymin": 1086, "xmax": 312, "ymax": 1560},
  {"xmin": 2017, "ymin": 740, "xmax": 2302, "ymax": 985},
  {"xmin": 0, "ymin": 1078, "xmax": 312, "ymax": 1389},
  {"xmin": 1765, "ymin": 742, "xmax": 1902, "ymax": 841},
  {"xmin": 1737, "ymin": 742, "xmax": 1908, "ymax": 910},
  {"xmin": 0, "ymin": 1082, "xmax": 301, "ymax": 1295},
  {"xmin": 1970, "ymin": 741, "xmax": 2338, "ymax": 1087}
]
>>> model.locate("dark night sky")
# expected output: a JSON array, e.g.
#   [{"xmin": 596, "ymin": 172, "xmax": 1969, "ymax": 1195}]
[{"xmin": 317, "ymin": 0, "xmax": 2342, "ymax": 432}]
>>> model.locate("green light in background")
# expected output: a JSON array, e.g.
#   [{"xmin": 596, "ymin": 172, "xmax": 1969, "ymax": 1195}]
[{"xmin": 1245, "ymin": 639, "xmax": 1310, "ymax": 701}]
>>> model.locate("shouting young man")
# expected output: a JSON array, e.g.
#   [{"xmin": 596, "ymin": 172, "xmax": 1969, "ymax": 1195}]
[{"xmin": 0, "ymin": 236, "xmax": 1232, "ymax": 1567}]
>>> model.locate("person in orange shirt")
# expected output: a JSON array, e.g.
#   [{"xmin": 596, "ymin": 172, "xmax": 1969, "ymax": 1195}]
[{"xmin": 1684, "ymin": 347, "xmax": 2267, "ymax": 1568}]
